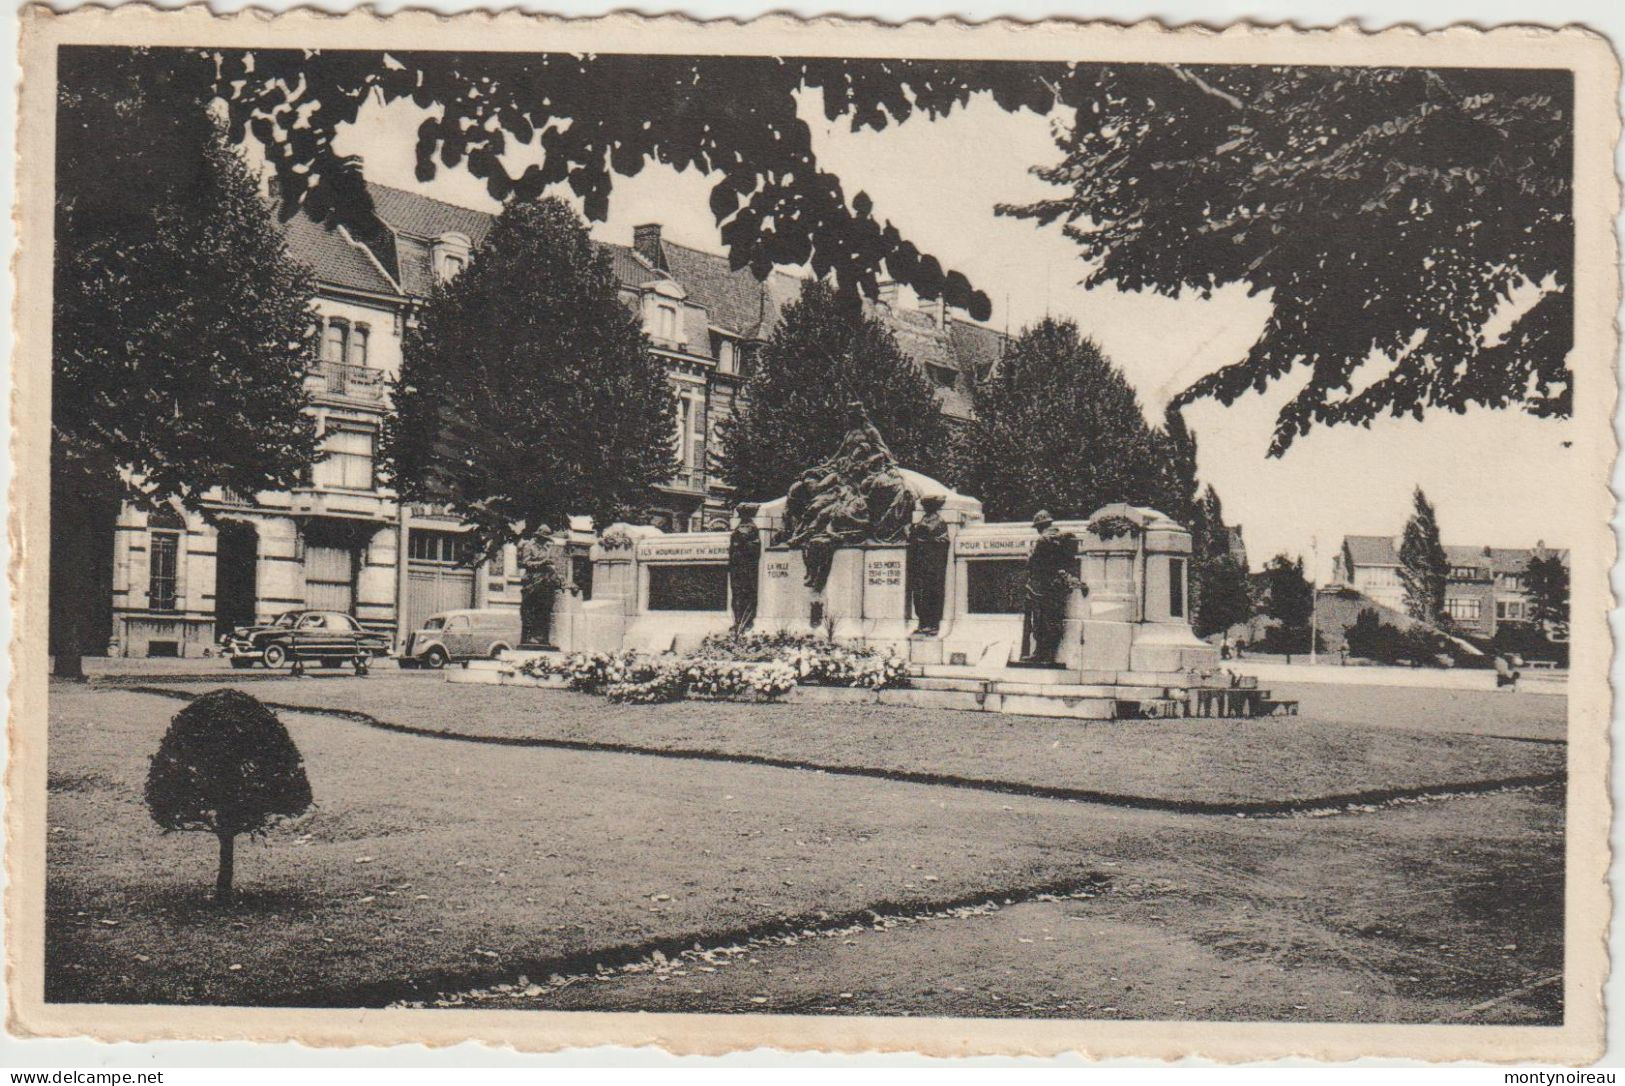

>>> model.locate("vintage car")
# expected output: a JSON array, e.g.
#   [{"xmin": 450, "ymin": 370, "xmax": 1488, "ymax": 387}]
[
  {"xmin": 220, "ymin": 610, "xmax": 391, "ymax": 671},
  {"xmin": 399, "ymin": 608, "xmax": 521, "ymax": 669}
]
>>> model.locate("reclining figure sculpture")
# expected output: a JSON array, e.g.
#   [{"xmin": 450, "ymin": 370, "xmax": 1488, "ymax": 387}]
[{"xmin": 781, "ymin": 402, "xmax": 919, "ymax": 601}]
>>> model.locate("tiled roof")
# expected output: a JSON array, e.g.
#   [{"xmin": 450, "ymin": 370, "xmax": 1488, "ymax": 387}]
[
  {"xmin": 1344, "ymin": 535, "xmax": 1569, "ymax": 573},
  {"xmin": 948, "ymin": 320, "xmax": 1008, "ymax": 382},
  {"xmin": 1342, "ymin": 535, "xmax": 1400, "ymax": 567},
  {"xmin": 660, "ymin": 239, "xmax": 794, "ymax": 338},
  {"xmin": 282, "ymin": 213, "xmax": 399, "ymax": 296},
  {"xmin": 366, "ymin": 182, "xmax": 494, "ymax": 246},
  {"xmin": 1444, "ymin": 544, "xmax": 1570, "ymax": 575},
  {"xmin": 288, "ymin": 182, "xmax": 1010, "ymax": 413}
]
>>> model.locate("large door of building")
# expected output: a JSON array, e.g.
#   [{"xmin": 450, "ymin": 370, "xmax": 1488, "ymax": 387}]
[
  {"xmin": 214, "ymin": 521, "xmax": 259, "ymax": 635},
  {"xmin": 404, "ymin": 528, "xmax": 476, "ymax": 634},
  {"xmin": 304, "ymin": 543, "xmax": 357, "ymax": 613}
]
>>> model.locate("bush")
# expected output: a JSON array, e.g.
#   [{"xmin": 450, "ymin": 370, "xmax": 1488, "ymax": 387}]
[
  {"xmin": 144, "ymin": 689, "xmax": 312, "ymax": 903},
  {"xmin": 1491, "ymin": 620, "xmax": 1568, "ymax": 668}
]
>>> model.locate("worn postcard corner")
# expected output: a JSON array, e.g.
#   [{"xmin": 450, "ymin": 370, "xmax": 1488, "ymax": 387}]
[{"xmin": 6, "ymin": 3, "xmax": 1620, "ymax": 1064}]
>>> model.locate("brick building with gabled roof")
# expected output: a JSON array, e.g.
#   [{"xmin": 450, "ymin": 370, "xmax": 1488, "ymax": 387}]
[
  {"xmin": 104, "ymin": 181, "xmax": 1006, "ymax": 658},
  {"xmin": 1334, "ymin": 533, "xmax": 1568, "ymax": 639}
]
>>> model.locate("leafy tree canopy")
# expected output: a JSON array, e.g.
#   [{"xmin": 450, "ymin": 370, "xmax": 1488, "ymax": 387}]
[
  {"xmin": 951, "ymin": 317, "xmax": 1161, "ymax": 521},
  {"xmin": 1524, "ymin": 552, "xmax": 1570, "ymax": 636},
  {"xmin": 383, "ymin": 196, "xmax": 676, "ymax": 550},
  {"xmin": 713, "ymin": 279, "xmax": 948, "ymax": 502},
  {"xmin": 79, "ymin": 49, "xmax": 1572, "ymax": 455},
  {"xmin": 56, "ymin": 47, "xmax": 320, "ymax": 508},
  {"xmin": 208, "ymin": 49, "xmax": 1061, "ymax": 321},
  {"xmin": 145, "ymin": 689, "xmax": 313, "ymax": 902},
  {"xmin": 1002, "ymin": 64, "xmax": 1571, "ymax": 453},
  {"xmin": 1261, "ymin": 552, "xmax": 1314, "ymax": 631}
]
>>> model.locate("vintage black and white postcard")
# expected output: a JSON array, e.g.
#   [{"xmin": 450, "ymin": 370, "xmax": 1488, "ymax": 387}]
[{"xmin": 7, "ymin": 7, "xmax": 1619, "ymax": 1062}]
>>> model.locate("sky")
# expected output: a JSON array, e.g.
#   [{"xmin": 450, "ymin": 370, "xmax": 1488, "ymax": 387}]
[{"xmin": 336, "ymin": 85, "xmax": 1579, "ymax": 578}]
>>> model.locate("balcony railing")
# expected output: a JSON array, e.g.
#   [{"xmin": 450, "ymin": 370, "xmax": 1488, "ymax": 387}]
[{"xmin": 310, "ymin": 360, "xmax": 387, "ymax": 403}]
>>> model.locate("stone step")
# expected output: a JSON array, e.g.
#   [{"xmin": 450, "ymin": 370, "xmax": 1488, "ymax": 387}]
[{"xmin": 908, "ymin": 675, "xmax": 1175, "ymax": 699}]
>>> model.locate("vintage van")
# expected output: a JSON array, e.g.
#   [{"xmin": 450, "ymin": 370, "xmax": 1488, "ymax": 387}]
[{"xmin": 399, "ymin": 608, "xmax": 522, "ymax": 669}]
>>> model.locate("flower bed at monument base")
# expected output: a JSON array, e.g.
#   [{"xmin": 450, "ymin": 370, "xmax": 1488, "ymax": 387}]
[{"xmin": 517, "ymin": 633, "xmax": 909, "ymax": 705}]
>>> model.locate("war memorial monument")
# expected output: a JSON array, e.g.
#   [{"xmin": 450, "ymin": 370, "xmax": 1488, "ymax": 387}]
[{"xmin": 459, "ymin": 408, "xmax": 1262, "ymax": 720}]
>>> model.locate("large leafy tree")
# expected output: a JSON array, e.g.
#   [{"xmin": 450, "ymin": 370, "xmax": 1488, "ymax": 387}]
[
  {"xmin": 383, "ymin": 197, "xmax": 675, "ymax": 548},
  {"xmin": 1398, "ymin": 487, "xmax": 1450, "ymax": 624},
  {"xmin": 53, "ymin": 48, "xmax": 320, "ymax": 677},
  {"xmin": 951, "ymin": 317, "xmax": 1160, "ymax": 522},
  {"xmin": 1260, "ymin": 552, "xmax": 1315, "ymax": 650},
  {"xmin": 713, "ymin": 280, "xmax": 948, "ymax": 502},
  {"xmin": 1524, "ymin": 552, "xmax": 1570, "ymax": 639},
  {"xmin": 1004, "ymin": 65, "xmax": 1571, "ymax": 454}
]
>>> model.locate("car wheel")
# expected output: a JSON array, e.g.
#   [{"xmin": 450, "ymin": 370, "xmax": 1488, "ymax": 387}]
[
  {"xmin": 229, "ymin": 657, "xmax": 254, "ymax": 670},
  {"xmin": 262, "ymin": 643, "xmax": 288, "ymax": 669},
  {"xmin": 424, "ymin": 646, "xmax": 448, "ymax": 670},
  {"xmin": 489, "ymin": 643, "xmax": 511, "ymax": 659}
]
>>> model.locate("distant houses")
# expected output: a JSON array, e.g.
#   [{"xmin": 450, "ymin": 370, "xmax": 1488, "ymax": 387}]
[
  {"xmin": 1333, "ymin": 534, "xmax": 1569, "ymax": 640},
  {"xmin": 104, "ymin": 182, "xmax": 1006, "ymax": 658}
]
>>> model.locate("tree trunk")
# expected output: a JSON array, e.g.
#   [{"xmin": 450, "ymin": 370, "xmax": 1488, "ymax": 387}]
[
  {"xmin": 215, "ymin": 831, "xmax": 236, "ymax": 905},
  {"xmin": 50, "ymin": 449, "xmax": 117, "ymax": 680}
]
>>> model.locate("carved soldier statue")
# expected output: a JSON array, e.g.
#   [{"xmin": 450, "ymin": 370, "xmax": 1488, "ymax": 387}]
[
  {"xmin": 517, "ymin": 527, "xmax": 565, "ymax": 648},
  {"xmin": 906, "ymin": 494, "xmax": 950, "ymax": 636},
  {"xmin": 860, "ymin": 451, "xmax": 916, "ymax": 543},
  {"xmin": 728, "ymin": 503, "xmax": 761, "ymax": 635},
  {"xmin": 1020, "ymin": 510, "xmax": 1084, "ymax": 665}
]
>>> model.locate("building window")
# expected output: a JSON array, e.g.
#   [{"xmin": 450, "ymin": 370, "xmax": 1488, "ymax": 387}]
[
  {"xmin": 718, "ymin": 339, "xmax": 736, "ymax": 373},
  {"xmin": 409, "ymin": 530, "xmax": 474, "ymax": 565},
  {"xmin": 1500, "ymin": 573, "xmax": 1525, "ymax": 590},
  {"xmin": 1497, "ymin": 600, "xmax": 1527, "ymax": 620},
  {"xmin": 314, "ymin": 423, "xmax": 376, "ymax": 491},
  {"xmin": 1450, "ymin": 565, "xmax": 1483, "ymax": 582},
  {"xmin": 322, "ymin": 320, "xmax": 348, "ymax": 363},
  {"xmin": 442, "ymin": 255, "xmax": 465, "ymax": 280},
  {"xmin": 349, "ymin": 324, "xmax": 369, "ymax": 367},
  {"xmin": 1445, "ymin": 597, "xmax": 1482, "ymax": 621},
  {"xmin": 675, "ymin": 392, "xmax": 703, "ymax": 477},
  {"xmin": 657, "ymin": 303, "xmax": 678, "ymax": 342},
  {"xmin": 489, "ymin": 547, "xmax": 505, "ymax": 577},
  {"xmin": 148, "ymin": 532, "xmax": 179, "ymax": 612}
]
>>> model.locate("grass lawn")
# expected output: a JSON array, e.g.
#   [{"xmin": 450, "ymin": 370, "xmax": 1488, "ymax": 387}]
[
  {"xmin": 134, "ymin": 674, "xmax": 1567, "ymax": 806},
  {"xmin": 47, "ymin": 681, "xmax": 1562, "ymax": 1022}
]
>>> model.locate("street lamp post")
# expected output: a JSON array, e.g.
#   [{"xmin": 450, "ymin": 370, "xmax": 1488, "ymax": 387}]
[{"xmin": 1309, "ymin": 534, "xmax": 1319, "ymax": 666}]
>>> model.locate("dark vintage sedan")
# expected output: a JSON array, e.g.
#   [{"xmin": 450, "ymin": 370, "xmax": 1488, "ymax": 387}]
[{"xmin": 220, "ymin": 610, "xmax": 390, "ymax": 671}]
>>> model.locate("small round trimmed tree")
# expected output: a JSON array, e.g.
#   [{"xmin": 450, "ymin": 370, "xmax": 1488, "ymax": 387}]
[{"xmin": 145, "ymin": 690, "xmax": 313, "ymax": 904}]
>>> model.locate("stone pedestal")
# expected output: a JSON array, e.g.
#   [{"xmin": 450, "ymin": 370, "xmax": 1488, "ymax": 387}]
[{"xmin": 758, "ymin": 548, "xmax": 809, "ymax": 634}]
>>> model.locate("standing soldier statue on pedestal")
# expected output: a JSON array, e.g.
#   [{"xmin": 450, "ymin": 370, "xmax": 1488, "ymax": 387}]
[
  {"xmin": 728, "ymin": 503, "xmax": 761, "ymax": 635},
  {"xmin": 906, "ymin": 494, "xmax": 950, "ymax": 637},
  {"xmin": 1020, "ymin": 510, "xmax": 1084, "ymax": 665},
  {"xmin": 517, "ymin": 527, "xmax": 564, "ymax": 649}
]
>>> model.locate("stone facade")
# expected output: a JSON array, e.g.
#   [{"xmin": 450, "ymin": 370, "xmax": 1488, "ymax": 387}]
[{"xmin": 106, "ymin": 183, "xmax": 1006, "ymax": 657}]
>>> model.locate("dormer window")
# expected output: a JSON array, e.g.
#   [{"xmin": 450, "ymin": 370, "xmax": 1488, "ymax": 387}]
[
  {"xmin": 431, "ymin": 232, "xmax": 473, "ymax": 283},
  {"xmin": 658, "ymin": 304, "xmax": 678, "ymax": 342},
  {"xmin": 718, "ymin": 338, "xmax": 737, "ymax": 373}
]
